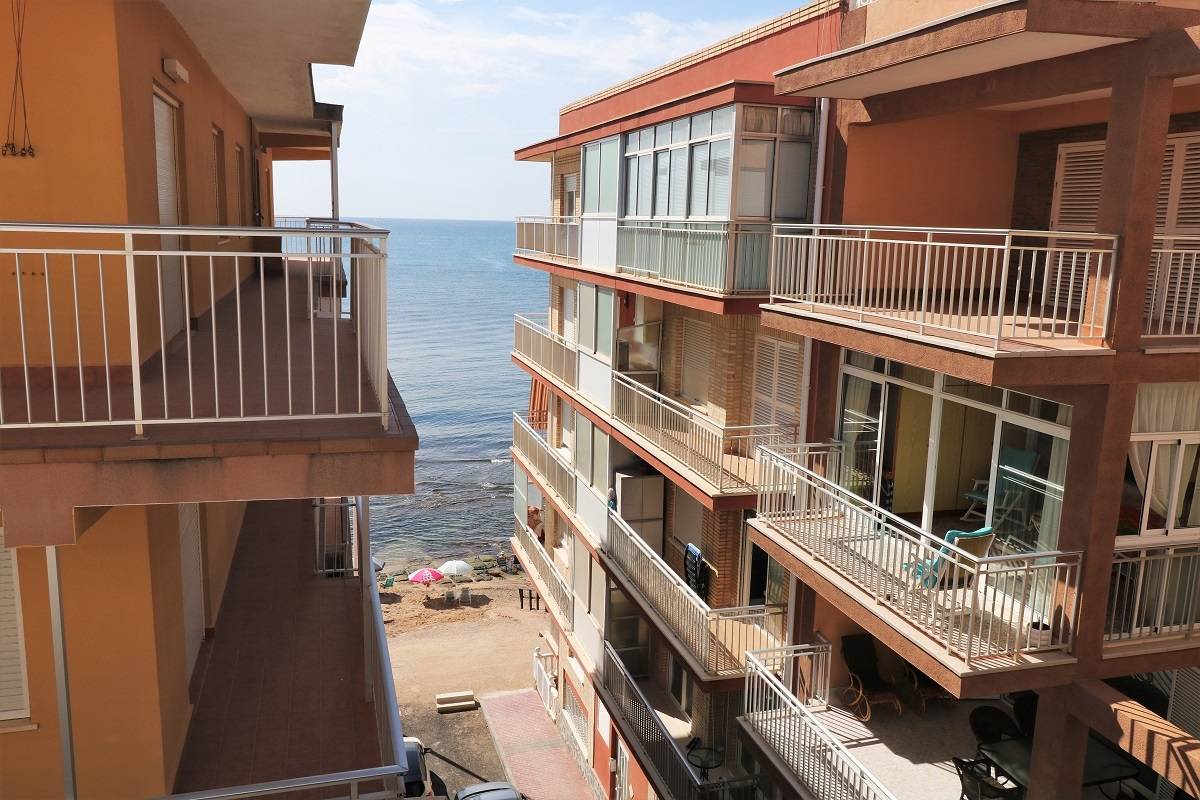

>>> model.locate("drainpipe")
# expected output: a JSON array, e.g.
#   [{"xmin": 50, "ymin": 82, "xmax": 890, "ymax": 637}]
[
  {"xmin": 46, "ymin": 547, "xmax": 77, "ymax": 799},
  {"xmin": 812, "ymin": 98, "xmax": 830, "ymax": 225}
]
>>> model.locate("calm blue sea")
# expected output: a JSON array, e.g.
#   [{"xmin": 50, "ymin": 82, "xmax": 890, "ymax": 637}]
[{"xmin": 352, "ymin": 218, "xmax": 545, "ymax": 566}]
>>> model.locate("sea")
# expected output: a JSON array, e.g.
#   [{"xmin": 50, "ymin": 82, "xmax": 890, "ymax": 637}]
[{"xmin": 354, "ymin": 218, "xmax": 546, "ymax": 569}]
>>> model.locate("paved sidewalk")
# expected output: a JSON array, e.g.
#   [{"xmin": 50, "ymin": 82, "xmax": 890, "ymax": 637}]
[{"xmin": 479, "ymin": 689, "xmax": 594, "ymax": 800}]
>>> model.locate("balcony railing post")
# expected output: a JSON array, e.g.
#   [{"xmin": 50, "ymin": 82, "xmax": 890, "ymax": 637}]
[
  {"xmin": 919, "ymin": 230, "xmax": 933, "ymax": 335},
  {"xmin": 996, "ymin": 233, "xmax": 1012, "ymax": 349},
  {"xmin": 124, "ymin": 232, "xmax": 145, "ymax": 436}
]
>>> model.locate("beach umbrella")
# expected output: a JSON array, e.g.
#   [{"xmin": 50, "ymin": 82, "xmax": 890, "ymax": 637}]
[
  {"xmin": 439, "ymin": 560, "xmax": 473, "ymax": 577},
  {"xmin": 408, "ymin": 567, "xmax": 444, "ymax": 587}
]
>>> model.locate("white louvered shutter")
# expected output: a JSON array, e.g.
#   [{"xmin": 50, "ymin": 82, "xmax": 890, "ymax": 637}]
[
  {"xmin": 1051, "ymin": 135, "xmax": 1200, "ymax": 335},
  {"xmin": 0, "ymin": 527, "xmax": 29, "ymax": 720},
  {"xmin": 752, "ymin": 335, "xmax": 805, "ymax": 428},
  {"xmin": 680, "ymin": 318, "xmax": 711, "ymax": 404},
  {"xmin": 560, "ymin": 284, "xmax": 576, "ymax": 342}
]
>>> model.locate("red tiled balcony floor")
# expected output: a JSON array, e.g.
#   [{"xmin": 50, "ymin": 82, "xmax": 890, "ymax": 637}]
[{"xmin": 174, "ymin": 500, "xmax": 382, "ymax": 795}]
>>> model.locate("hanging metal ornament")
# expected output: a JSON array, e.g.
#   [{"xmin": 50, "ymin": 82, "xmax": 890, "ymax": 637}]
[{"xmin": 3, "ymin": 0, "xmax": 34, "ymax": 158}]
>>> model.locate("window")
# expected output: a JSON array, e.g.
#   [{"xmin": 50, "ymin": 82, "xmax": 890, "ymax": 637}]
[
  {"xmin": 573, "ymin": 416, "xmax": 609, "ymax": 494},
  {"xmin": 233, "ymin": 145, "xmax": 247, "ymax": 225},
  {"xmin": 211, "ymin": 126, "xmax": 228, "ymax": 225},
  {"xmin": 680, "ymin": 318, "xmax": 711, "ymax": 404},
  {"xmin": 752, "ymin": 335, "xmax": 804, "ymax": 427},
  {"xmin": 576, "ymin": 283, "xmax": 614, "ymax": 362},
  {"xmin": 588, "ymin": 555, "xmax": 606, "ymax": 623},
  {"xmin": 584, "ymin": 143, "xmax": 601, "ymax": 215},
  {"xmin": 668, "ymin": 653, "xmax": 693, "ymax": 717},
  {"xmin": 0, "ymin": 526, "xmax": 29, "ymax": 721},
  {"xmin": 737, "ymin": 138, "xmax": 774, "ymax": 218},
  {"xmin": 621, "ymin": 105, "xmax": 734, "ymax": 220},
  {"xmin": 598, "ymin": 138, "xmax": 619, "ymax": 214}
]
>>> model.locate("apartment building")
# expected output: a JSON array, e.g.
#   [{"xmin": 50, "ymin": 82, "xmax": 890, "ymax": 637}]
[
  {"xmin": 0, "ymin": 2, "xmax": 415, "ymax": 798},
  {"xmin": 512, "ymin": 2, "xmax": 1200, "ymax": 800}
]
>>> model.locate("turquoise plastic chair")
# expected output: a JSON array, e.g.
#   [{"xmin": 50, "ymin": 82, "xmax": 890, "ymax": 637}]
[{"xmin": 904, "ymin": 527, "xmax": 993, "ymax": 589}]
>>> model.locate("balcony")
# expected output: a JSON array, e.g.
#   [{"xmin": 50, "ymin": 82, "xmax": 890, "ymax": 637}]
[
  {"xmin": 742, "ymin": 643, "xmax": 895, "ymax": 800},
  {"xmin": 0, "ymin": 222, "xmax": 391, "ymax": 438},
  {"xmin": 769, "ymin": 224, "xmax": 1119, "ymax": 356},
  {"xmin": 607, "ymin": 509, "xmax": 784, "ymax": 678},
  {"xmin": 599, "ymin": 643, "xmax": 755, "ymax": 800},
  {"xmin": 1146, "ymin": 237, "xmax": 1200, "ymax": 342},
  {"xmin": 511, "ymin": 516, "xmax": 574, "ymax": 628},
  {"xmin": 515, "ymin": 216, "xmax": 581, "ymax": 265},
  {"xmin": 616, "ymin": 220, "xmax": 771, "ymax": 295},
  {"xmin": 513, "ymin": 313, "xmax": 577, "ymax": 389},
  {"xmin": 170, "ymin": 498, "xmax": 407, "ymax": 798},
  {"xmin": 613, "ymin": 372, "xmax": 799, "ymax": 495},
  {"xmin": 754, "ymin": 445, "xmax": 1082, "ymax": 671},
  {"xmin": 1105, "ymin": 540, "xmax": 1200, "ymax": 650},
  {"xmin": 512, "ymin": 412, "xmax": 576, "ymax": 511}
]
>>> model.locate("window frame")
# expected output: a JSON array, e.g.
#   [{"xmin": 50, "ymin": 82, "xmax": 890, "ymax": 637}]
[{"xmin": 0, "ymin": 528, "xmax": 30, "ymax": 722}]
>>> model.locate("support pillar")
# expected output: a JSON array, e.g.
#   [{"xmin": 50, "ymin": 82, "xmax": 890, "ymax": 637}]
[
  {"xmin": 329, "ymin": 120, "xmax": 341, "ymax": 221},
  {"xmin": 1028, "ymin": 687, "xmax": 1090, "ymax": 800},
  {"xmin": 46, "ymin": 546, "xmax": 77, "ymax": 800},
  {"xmin": 1096, "ymin": 46, "xmax": 1173, "ymax": 351}
]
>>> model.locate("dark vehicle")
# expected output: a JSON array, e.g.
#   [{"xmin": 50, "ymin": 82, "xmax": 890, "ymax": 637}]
[{"xmin": 453, "ymin": 782, "xmax": 528, "ymax": 800}]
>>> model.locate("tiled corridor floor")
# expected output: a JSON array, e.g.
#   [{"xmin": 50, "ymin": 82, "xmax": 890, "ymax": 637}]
[
  {"xmin": 479, "ymin": 689, "xmax": 594, "ymax": 800},
  {"xmin": 174, "ymin": 500, "xmax": 382, "ymax": 794}
]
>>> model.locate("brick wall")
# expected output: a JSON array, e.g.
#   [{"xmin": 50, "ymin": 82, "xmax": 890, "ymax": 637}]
[
  {"xmin": 664, "ymin": 485, "xmax": 745, "ymax": 609},
  {"xmin": 1011, "ymin": 112, "xmax": 1200, "ymax": 231}
]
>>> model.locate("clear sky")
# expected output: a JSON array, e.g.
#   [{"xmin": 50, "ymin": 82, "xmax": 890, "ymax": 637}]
[{"xmin": 273, "ymin": 0, "xmax": 800, "ymax": 221}]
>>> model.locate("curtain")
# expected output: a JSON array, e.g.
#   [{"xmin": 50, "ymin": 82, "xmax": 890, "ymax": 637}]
[{"xmin": 1129, "ymin": 383, "xmax": 1200, "ymax": 525}]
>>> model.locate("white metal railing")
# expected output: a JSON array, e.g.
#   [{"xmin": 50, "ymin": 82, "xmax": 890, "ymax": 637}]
[
  {"xmin": 162, "ymin": 496, "xmax": 407, "ymax": 800},
  {"xmin": 1145, "ymin": 237, "xmax": 1200, "ymax": 338},
  {"xmin": 512, "ymin": 412, "xmax": 577, "ymax": 511},
  {"xmin": 513, "ymin": 313, "xmax": 578, "ymax": 389},
  {"xmin": 755, "ymin": 445, "xmax": 1082, "ymax": 666},
  {"xmin": 0, "ymin": 222, "xmax": 390, "ymax": 432},
  {"xmin": 313, "ymin": 497, "xmax": 357, "ymax": 577},
  {"xmin": 744, "ymin": 644, "xmax": 896, "ymax": 800},
  {"xmin": 607, "ymin": 510, "xmax": 784, "ymax": 676},
  {"xmin": 513, "ymin": 516, "xmax": 574, "ymax": 627},
  {"xmin": 600, "ymin": 643, "xmax": 752, "ymax": 800},
  {"xmin": 612, "ymin": 371, "xmax": 799, "ymax": 492},
  {"xmin": 616, "ymin": 220, "xmax": 771, "ymax": 294},
  {"xmin": 532, "ymin": 646, "xmax": 559, "ymax": 719},
  {"xmin": 515, "ymin": 216, "xmax": 581, "ymax": 264},
  {"xmin": 1105, "ymin": 541, "xmax": 1200, "ymax": 645},
  {"xmin": 771, "ymin": 224, "xmax": 1119, "ymax": 349}
]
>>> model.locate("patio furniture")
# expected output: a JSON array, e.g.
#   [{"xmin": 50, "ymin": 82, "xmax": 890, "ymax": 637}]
[
  {"xmin": 961, "ymin": 448, "xmax": 1039, "ymax": 525},
  {"xmin": 904, "ymin": 527, "xmax": 994, "ymax": 590},
  {"xmin": 840, "ymin": 634, "xmax": 903, "ymax": 722},
  {"xmin": 970, "ymin": 706, "xmax": 1023, "ymax": 748},
  {"xmin": 954, "ymin": 757, "xmax": 1025, "ymax": 799},
  {"xmin": 686, "ymin": 740, "xmax": 722, "ymax": 781},
  {"xmin": 459, "ymin": 587, "xmax": 472, "ymax": 606},
  {"xmin": 902, "ymin": 659, "xmax": 952, "ymax": 714},
  {"xmin": 1011, "ymin": 693, "xmax": 1038, "ymax": 737},
  {"xmin": 978, "ymin": 734, "xmax": 1143, "ymax": 791}
]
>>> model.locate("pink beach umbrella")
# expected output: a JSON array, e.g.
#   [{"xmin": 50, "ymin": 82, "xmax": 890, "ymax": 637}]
[{"xmin": 408, "ymin": 567, "xmax": 444, "ymax": 587}]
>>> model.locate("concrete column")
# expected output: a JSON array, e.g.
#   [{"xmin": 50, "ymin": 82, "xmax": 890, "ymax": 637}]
[
  {"xmin": 1028, "ymin": 687, "xmax": 1090, "ymax": 800},
  {"xmin": 1056, "ymin": 382, "xmax": 1138, "ymax": 667},
  {"xmin": 46, "ymin": 546, "xmax": 77, "ymax": 800},
  {"xmin": 329, "ymin": 121, "xmax": 341, "ymax": 221},
  {"xmin": 1096, "ymin": 48, "xmax": 1173, "ymax": 351}
]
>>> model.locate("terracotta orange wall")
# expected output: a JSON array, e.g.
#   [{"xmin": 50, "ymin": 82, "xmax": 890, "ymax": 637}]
[
  {"xmin": 201, "ymin": 501, "xmax": 247, "ymax": 628},
  {"xmin": 813, "ymin": 593, "xmax": 912, "ymax": 690},
  {"xmin": 558, "ymin": 10, "xmax": 840, "ymax": 135},
  {"xmin": 112, "ymin": 0, "xmax": 256, "ymax": 355},
  {"xmin": 1, "ymin": 505, "xmax": 192, "ymax": 799},
  {"xmin": 842, "ymin": 110, "xmax": 1018, "ymax": 228}
]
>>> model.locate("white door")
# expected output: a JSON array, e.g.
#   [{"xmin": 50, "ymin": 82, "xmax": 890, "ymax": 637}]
[
  {"xmin": 178, "ymin": 503, "xmax": 205, "ymax": 679},
  {"xmin": 614, "ymin": 738, "xmax": 631, "ymax": 800},
  {"xmin": 153, "ymin": 93, "xmax": 187, "ymax": 340},
  {"xmin": 0, "ymin": 526, "xmax": 29, "ymax": 721}
]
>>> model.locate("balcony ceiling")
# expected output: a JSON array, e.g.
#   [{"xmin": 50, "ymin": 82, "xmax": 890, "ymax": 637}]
[
  {"xmin": 161, "ymin": 0, "xmax": 369, "ymax": 130},
  {"xmin": 782, "ymin": 30, "xmax": 1130, "ymax": 99}
]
